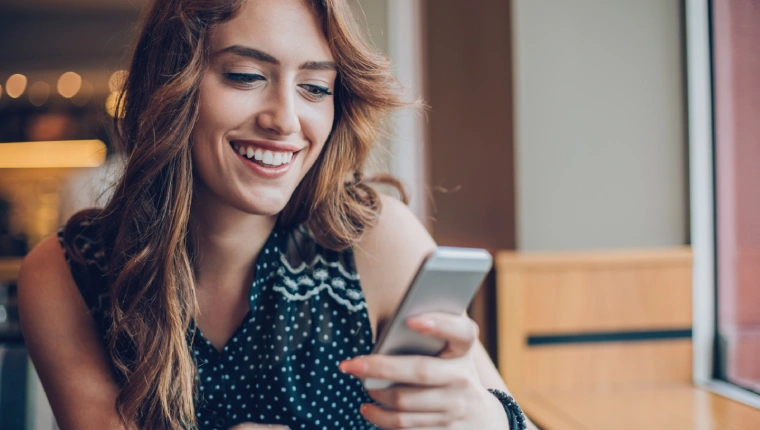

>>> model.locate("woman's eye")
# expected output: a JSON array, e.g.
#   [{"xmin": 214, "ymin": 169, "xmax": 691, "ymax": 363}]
[
  {"xmin": 224, "ymin": 73, "xmax": 265, "ymax": 85},
  {"xmin": 300, "ymin": 84, "xmax": 333, "ymax": 101}
]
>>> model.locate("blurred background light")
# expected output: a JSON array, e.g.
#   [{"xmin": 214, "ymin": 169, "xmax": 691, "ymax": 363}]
[
  {"xmin": 71, "ymin": 80, "xmax": 93, "ymax": 106},
  {"xmin": 57, "ymin": 72, "xmax": 82, "ymax": 98},
  {"xmin": 105, "ymin": 91, "xmax": 124, "ymax": 118},
  {"xmin": 0, "ymin": 140, "xmax": 107, "ymax": 168},
  {"xmin": 5, "ymin": 74, "xmax": 27, "ymax": 98},
  {"xmin": 108, "ymin": 70, "xmax": 128, "ymax": 93},
  {"xmin": 105, "ymin": 92, "xmax": 117, "ymax": 117},
  {"xmin": 28, "ymin": 81, "xmax": 50, "ymax": 107},
  {"xmin": 0, "ymin": 84, "xmax": 3, "ymax": 101}
]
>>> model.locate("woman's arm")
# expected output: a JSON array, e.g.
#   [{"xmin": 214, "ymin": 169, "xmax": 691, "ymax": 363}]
[
  {"xmin": 351, "ymin": 195, "xmax": 536, "ymax": 429},
  {"xmin": 18, "ymin": 235, "xmax": 132, "ymax": 430},
  {"xmin": 19, "ymin": 236, "xmax": 304, "ymax": 430}
]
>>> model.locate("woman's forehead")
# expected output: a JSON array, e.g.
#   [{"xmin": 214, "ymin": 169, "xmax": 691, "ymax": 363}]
[{"xmin": 209, "ymin": 0, "xmax": 334, "ymax": 65}]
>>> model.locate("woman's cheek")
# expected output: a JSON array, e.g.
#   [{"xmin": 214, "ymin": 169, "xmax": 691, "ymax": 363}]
[{"xmin": 302, "ymin": 103, "xmax": 335, "ymax": 150}]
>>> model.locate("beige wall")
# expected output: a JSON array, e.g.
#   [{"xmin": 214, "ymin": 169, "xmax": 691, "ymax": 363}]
[
  {"xmin": 512, "ymin": 0, "xmax": 688, "ymax": 251},
  {"xmin": 352, "ymin": 0, "xmax": 388, "ymax": 54},
  {"xmin": 351, "ymin": 0, "xmax": 392, "ymax": 177},
  {"xmin": 352, "ymin": 0, "xmax": 428, "ymax": 219}
]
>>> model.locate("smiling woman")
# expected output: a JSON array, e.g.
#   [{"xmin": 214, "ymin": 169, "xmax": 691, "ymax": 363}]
[
  {"xmin": 191, "ymin": 2, "xmax": 338, "ymax": 217},
  {"xmin": 16, "ymin": 1, "xmax": 529, "ymax": 430}
]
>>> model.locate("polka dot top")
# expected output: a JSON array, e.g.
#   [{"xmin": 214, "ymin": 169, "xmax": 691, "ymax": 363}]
[{"xmin": 58, "ymin": 217, "xmax": 378, "ymax": 430}]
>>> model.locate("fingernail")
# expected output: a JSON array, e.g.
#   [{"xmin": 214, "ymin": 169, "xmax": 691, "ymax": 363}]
[
  {"xmin": 339, "ymin": 358, "xmax": 367, "ymax": 374},
  {"xmin": 409, "ymin": 316, "xmax": 436, "ymax": 330},
  {"xmin": 360, "ymin": 403, "xmax": 369, "ymax": 415}
]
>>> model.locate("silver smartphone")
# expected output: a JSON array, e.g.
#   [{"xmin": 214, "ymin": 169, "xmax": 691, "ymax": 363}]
[{"xmin": 362, "ymin": 246, "xmax": 493, "ymax": 390}]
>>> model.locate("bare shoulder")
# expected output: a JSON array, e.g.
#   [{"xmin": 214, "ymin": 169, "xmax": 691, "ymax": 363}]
[
  {"xmin": 18, "ymin": 234, "xmax": 82, "ymax": 325},
  {"xmin": 354, "ymin": 195, "xmax": 436, "ymax": 330},
  {"xmin": 19, "ymin": 234, "xmax": 74, "ymax": 296},
  {"xmin": 19, "ymin": 235, "xmax": 126, "ymax": 429},
  {"xmin": 18, "ymin": 233, "xmax": 91, "ymax": 328},
  {"xmin": 355, "ymin": 194, "xmax": 436, "ymax": 260}
]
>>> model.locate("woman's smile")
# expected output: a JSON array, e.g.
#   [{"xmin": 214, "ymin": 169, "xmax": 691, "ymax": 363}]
[
  {"xmin": 229, "ymin": 140, "xmax": 302, "ymax": 179},
  {"xmin": 190, "ymin": 0, "xmax": 337, "ymax": 216}
]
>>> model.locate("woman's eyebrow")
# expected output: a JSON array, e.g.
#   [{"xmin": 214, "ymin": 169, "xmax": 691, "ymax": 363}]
[
  {"xmin": 215, "ymin": 45, "xmax": 336, "ymax": 71},
  {"xmin": 300, "ymin": 61, "xmax": 337, "ymax": 71},
  {"xmin": 217, "ymin": 45, "xmax": 279, "ymax": 65}
]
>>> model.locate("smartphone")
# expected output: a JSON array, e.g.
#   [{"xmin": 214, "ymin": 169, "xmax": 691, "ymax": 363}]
[{"xmin": 362, "ymin": 246, "xmax": 493, "ymax": 390}]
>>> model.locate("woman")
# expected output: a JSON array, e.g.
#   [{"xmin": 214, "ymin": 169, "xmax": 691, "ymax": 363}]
[{"xmin": 18, "ymin": 0, "xmax": 531, "ymax": 429}]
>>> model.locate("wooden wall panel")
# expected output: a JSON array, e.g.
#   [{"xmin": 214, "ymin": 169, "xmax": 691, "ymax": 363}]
[
  {"xmin": 497, "ymin": 266, "xmax": 526, "ymax": 395},
  {"xmin": 496, "ymin": 247, "xmax": 692, "ymax": 269},
  {"xmin": 523, "ymin": 265, "xmax": 692, "ymax": 334},
  {"xmin": 425, "ymin": 0, "xmax": 515, "ymax": 251},
  {"xmin": 497, "ymin": 248, "xmax": 692, "ymax": 334},
  {"xmin": 495, "ymin": 247, "xmax": 693, "ymax": 397},
  {"xmin": 524, "ymin": 341, "xmax": 692, "ymax": 392}
]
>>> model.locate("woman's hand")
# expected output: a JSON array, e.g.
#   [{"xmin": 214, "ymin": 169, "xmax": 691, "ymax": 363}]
[{"xmin": 338, "ymin": 313, "xmax": 510, "ymax": 429}]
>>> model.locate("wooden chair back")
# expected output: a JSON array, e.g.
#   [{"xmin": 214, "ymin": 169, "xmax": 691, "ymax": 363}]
[{"xmin": 495, "ymin": 247, "xmax": 693, "ymax": 396}]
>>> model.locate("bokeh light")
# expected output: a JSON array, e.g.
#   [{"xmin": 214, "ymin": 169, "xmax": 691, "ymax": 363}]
[
  {"xmin": 57, "ymin": 72, "xmax": 82, "ymax": 98},
  {"xmin": 71, "ymin": 80, "xmax": 93, "ymax": 106},
  {"xmin": 0, "ymin": 140, "xmax": 107, "ymax": 168},
  {"xmin": 105, "ymin": 91, "xmax": 124, "ymax": 117},
  {"xmin": 6, "ymin": 74, "xmax": 27, "ymax": 98},
  {"xmin": 28, "ymin": 81, "xmax": 51, "ymax": 106},
  {"xmin": 108, "ymin": 70, "xmax": 128, "ymax": 93}
]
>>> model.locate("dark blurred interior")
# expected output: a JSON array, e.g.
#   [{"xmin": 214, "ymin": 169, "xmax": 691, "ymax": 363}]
[{"xmin": 0, "ymin": 3, "xmax": 144, "ymax": 427}]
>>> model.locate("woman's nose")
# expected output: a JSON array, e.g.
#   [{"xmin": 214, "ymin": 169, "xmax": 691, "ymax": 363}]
[{"xmin": 256, "ymin": 86, "xmax": 301, "ymax": 137}]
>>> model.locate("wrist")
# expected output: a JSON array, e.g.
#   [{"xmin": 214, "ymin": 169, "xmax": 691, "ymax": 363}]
[
  {"xmin": 480, "ymin": 388, "xmax": 512, "ymax": 429},
  {"xmin": 487, "ymin": 389, "xmax": 527, "ymax": 430}
]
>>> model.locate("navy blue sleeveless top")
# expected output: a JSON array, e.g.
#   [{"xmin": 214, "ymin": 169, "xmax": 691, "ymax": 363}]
[{"xmin": 58, "ymin": 217, "xmax": 378, "ymax": 430}]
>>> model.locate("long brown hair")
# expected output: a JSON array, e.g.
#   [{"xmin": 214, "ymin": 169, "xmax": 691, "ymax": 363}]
[{"xmin": 63, "ymin": 0, "xmax": 409, "ymax": 428}]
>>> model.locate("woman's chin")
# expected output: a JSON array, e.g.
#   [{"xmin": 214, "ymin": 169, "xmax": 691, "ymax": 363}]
[{"xmin": 237, "ymin": 193, "xmax": 292, "ymax": 217}]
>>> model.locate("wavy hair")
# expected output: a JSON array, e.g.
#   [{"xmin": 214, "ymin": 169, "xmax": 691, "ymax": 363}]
[{"xmin": 63, "ymin": 0, "xmax": 409, "ymax": 428}]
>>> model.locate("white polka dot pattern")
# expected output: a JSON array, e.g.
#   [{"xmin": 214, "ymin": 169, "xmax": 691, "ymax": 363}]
[{"xmin": 60, "ymin": 221, "xmax": 379, "ymax": 430}]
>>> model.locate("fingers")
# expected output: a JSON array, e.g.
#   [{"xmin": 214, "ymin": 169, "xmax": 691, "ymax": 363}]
[
  {"xmin": 366, "ymin": 385, "xmax": 451, "ymax": 412},
  {"xmin": 340, "ymin": 354, "xmax": 467, "ymax": 387},
  {"xmin": 405, "ymin": 312, "xmax": 479, "ymax": 358},
  {"xmin": 338, "ymin": 313, "xmax": 479, "ymax": 386},
  {"xmin": 360, "ymin": 403, "xmax": 450, "ymax": 429}
]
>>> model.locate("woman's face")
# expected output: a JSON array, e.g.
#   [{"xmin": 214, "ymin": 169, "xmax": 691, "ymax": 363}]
[{"xmin": 191, "ymin": 0, "xmax": 336, "ymax": 216}]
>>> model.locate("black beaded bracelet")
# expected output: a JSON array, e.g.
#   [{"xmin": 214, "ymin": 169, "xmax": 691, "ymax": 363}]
[{"xmin": 487, "ymin": 389, "xmax": 527, "ymax": 430}]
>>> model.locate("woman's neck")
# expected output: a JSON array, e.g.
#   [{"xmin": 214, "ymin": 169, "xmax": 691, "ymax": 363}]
[{"xmin": 189, "ymin": 185, "xmax": 278, "ymax": 293}]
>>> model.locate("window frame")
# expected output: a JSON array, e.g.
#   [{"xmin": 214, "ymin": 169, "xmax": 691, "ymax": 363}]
[{"xmin": 687, "ymin": 0, "xmax": 760, "ymax": 409}]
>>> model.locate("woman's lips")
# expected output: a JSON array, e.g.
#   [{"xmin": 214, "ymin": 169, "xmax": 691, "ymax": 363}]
[
  {"xmin": 231, "ymin": 142, "xmax": 295, "ymax": 167},
  {"xmin": 231, "ymin": 142, "xmax": 299, "ymax": 179}
]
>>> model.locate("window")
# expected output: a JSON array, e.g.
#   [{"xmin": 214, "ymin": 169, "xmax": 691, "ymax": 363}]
[
  {"xmin": 712, "ymin": 0, "xmax": 760, "ymax": 395},
  {"xmin": 689, "ymin": 0, "xmax": 760, "ymax": 407}
]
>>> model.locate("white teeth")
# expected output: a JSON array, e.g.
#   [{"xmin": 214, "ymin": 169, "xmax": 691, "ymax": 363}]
[
  {"xmin": 234, "ymin": 143, "xmax": 294, "ymax": 165},
  {"xmin": 262, "ymin": 150, "xmax": 274, "ymax": 164}
]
